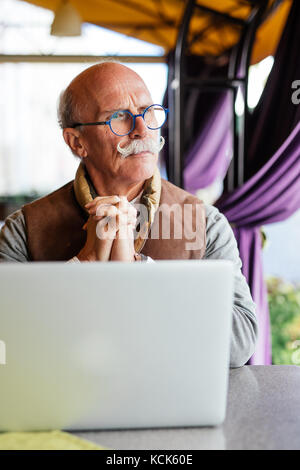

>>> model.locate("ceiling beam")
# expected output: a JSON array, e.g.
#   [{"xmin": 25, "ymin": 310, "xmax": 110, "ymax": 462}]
[{"xmin": 0, "ymin": 55, "xmax": 166, "ymax": 64}]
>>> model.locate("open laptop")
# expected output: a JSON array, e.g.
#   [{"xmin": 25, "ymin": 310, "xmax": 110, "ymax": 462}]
[{"xmin": 0, "ymin": 260, "xmax": 233, "ymax": 432}]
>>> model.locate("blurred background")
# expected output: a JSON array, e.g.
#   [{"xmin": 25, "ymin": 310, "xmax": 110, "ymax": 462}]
[{"xmin": 0, "ymin": 0, "xmax": 299, "ymax": 365}]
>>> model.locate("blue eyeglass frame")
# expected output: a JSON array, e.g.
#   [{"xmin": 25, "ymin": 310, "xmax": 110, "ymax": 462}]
[{"xmin": 71, "ymin": 104, "xmax": 169, "ymax": 136}]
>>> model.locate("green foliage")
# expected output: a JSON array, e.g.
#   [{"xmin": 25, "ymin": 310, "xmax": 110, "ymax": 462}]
[{"xmin": 267, "ymin": 278, "xmax": 300, "ymax": 365}]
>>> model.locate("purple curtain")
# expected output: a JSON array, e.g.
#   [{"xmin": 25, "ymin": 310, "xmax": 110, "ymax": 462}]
[
  {"xmin": 246, "ymin": 0, "xmax": 300, "ymax": 179},
  {"xmin": 163, "ymin": 2, "xmax": 300, "ymax": 363},
  {"xmin": 181, "ymin": 1, "xmax": 300, "ymax": 187},
  {"xmin": 218, "ymin": 0, "xmax": 300, "ymax": 363},
  {"xmin": 178, "ymin": 1, "xmax": 300, "ymax": 364},
  {"xmin": 216, "ymin": 121, "xmax": 300, "ymax": 364},
  {"xmin": 183, "ymin": 91, "xmax": 233, "ymax": 193},
  {"xmin": 162, "ymin": 54, "xmax": 231, "ymax": 182}
]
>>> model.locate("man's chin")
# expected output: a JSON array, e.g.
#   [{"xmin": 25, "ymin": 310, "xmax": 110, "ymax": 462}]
[{"xmin": 120, "ymin": 155, "xmax": 157, "ymax": 180}]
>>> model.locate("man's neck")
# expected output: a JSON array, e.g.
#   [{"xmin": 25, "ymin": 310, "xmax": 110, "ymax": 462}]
[{"xmin": 85, "ymin": 164, "xmax": 145, "ymax": 202}]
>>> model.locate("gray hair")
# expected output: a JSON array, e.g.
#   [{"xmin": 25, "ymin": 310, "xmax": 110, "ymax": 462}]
[{"xmin": 57, "ymin": 86, "xmax": 80, "ymax": 130}]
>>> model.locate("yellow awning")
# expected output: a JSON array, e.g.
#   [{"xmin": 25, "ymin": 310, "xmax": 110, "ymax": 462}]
[{"xmin": 21, "ymin": 0, "xmax": 292, "ymax": 64}]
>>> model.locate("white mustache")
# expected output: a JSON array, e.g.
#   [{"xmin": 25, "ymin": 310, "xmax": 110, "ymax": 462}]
[{"xmin": 117, "ymin": 136, "xmax": 165, "ymax": 159}]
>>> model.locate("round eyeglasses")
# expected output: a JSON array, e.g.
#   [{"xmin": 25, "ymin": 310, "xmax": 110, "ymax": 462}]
[{"xmin": 71, "ymin": 104, "xmax": 169, "ymax": 136}]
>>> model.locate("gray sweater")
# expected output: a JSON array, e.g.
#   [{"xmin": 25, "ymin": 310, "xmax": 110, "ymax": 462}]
[{"xmin": 0, "ymin": 204, "xmax": 258, "ymax": 367}]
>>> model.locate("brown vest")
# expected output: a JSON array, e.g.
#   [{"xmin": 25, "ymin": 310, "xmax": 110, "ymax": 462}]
[{"xmin": 22, "ymin": 178, "xmax": 206, "ymax": 261}]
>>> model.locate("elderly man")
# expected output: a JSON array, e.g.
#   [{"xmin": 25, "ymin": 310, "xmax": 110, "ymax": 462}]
[{"xmin": 0, "ymin": 62, "xmax": 257, "ymax": 367}]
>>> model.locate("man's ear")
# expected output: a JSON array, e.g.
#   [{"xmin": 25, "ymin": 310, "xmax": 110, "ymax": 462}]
[{"xmin": 63, "ymin": 128, "xmax": 88, "ymax": 158}]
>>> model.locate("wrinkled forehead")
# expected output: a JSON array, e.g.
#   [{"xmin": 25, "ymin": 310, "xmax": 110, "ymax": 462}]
[{"xmin": 71, "ymin": 67, "xmax": 153, "ymax": 119}]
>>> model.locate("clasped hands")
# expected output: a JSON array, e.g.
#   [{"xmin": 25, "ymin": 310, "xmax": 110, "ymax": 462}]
[{"xmin": 77, "ymin": 195, "xmax": 138, "ymax": 262}]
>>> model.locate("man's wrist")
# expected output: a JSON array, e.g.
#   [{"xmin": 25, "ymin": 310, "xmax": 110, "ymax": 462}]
[{"xmin": 77, "ymin": 249, "xmax": 97, "ymax": 262}]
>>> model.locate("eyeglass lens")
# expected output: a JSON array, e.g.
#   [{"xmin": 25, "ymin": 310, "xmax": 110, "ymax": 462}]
[{"xmin": 110, "ymin": 105, "xmax": 166, "ymax": 136}]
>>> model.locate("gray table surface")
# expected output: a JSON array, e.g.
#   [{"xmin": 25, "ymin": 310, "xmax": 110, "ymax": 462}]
[{"xmin": 73, "ymin": 365, "xmax": 300, "ymax": 450}]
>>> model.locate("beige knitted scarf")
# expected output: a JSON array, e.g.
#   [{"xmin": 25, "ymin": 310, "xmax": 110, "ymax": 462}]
[{"xmin": 73, "ymin": 162, "xmax": 161, "ymax": 253}]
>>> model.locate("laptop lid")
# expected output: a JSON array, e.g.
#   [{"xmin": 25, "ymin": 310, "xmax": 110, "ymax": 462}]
[{"xmin": 0, "ymin": 260, "xmax": 233, "ymax": 431}]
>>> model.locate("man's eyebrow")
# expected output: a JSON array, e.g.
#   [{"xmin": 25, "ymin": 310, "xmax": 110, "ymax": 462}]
[{"xmin": 100, "ymin": 109, "xmax": 119, "ymax": 115}]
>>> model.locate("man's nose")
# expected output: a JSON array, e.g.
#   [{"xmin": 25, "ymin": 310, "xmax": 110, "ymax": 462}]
[{"xmin": 129, "ymin": 115, "xmax": 148, "ymax": 139}]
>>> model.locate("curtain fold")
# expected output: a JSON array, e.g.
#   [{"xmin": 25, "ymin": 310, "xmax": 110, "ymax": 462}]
[
  {"xmin": 232, "ymin": 226, "xmax": 271, "ymax": 364},
  {"xmin": 219, "ymin": 124, "xmax": 300, "ymax": 225},
  {"xmin": 184, "ymin": 91, "xmax": 233, "ymax": 193}
]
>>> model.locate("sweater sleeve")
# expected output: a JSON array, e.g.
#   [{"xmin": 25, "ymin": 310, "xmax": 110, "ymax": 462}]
[
  {"xmin": 0, "ymin": 209, "xmax": 29, "ymax": 262},
  {"xmin": 204, "ymin": 204, "xmax": 258, "ymax": 368}
]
